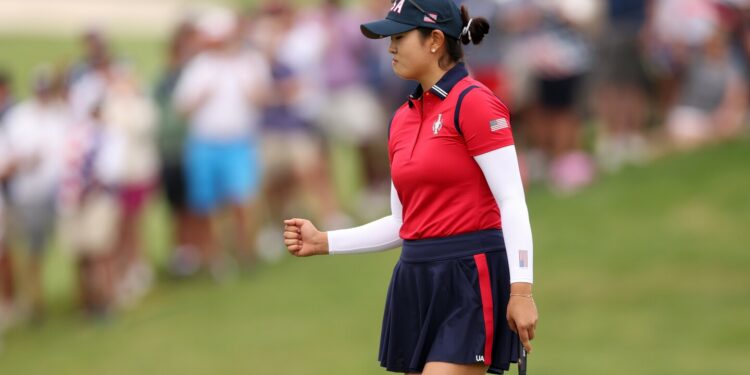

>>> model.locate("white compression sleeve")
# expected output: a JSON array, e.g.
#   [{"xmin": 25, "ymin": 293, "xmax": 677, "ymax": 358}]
[
  {"xmin": 475, "ymin": 145, "xmax": 534, "ymax": 283},
  {"xmin": 327, "ymin": 182, "xmax": 403, "ymax": 254}
]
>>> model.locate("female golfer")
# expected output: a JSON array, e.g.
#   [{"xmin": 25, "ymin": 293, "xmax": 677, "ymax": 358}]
[{"xmin": 284, "ymin": 0, "xmax": 537, "ymax": 373}]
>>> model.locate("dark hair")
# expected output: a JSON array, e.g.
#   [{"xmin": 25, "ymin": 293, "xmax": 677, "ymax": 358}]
[{"xmin": 418, "ymin": 5, "xmax": 489, "ymax": 68}]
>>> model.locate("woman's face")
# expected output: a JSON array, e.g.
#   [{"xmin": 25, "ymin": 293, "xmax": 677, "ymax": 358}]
[{"xmin": 389, "ymin": 29, "xmax": 433, "ymax": 80}]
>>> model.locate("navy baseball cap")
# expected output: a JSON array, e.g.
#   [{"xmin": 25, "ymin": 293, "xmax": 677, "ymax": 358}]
[{"xmin": 361, "ymin": 0, "xmax": 463, "ymax": 40}]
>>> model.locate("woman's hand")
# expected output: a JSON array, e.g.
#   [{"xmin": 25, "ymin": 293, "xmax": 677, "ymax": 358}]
[
  {"xmin": 506, "ymin": 282, "xmax": 538, "ymax": 353},
  {"xmin": 283, "ymin": 218, "xmax": 329, "ymax": 257}
]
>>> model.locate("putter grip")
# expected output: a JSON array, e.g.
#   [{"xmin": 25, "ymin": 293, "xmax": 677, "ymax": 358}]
[{"xmin": 518, "ymin": 340, "xmax": 527, "ymax": 375}]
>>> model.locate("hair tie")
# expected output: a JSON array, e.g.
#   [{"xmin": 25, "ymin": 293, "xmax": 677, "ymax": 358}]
[{"xmin": 461, "ymin": 18, "xmax": 474, "ymax": 43}]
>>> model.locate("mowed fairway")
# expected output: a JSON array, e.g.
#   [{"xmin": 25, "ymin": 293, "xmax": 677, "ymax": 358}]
[
  {"xmin": 0, "ymin": 138, "xmax": 747, "ymax": 374},
  {"xmin": 1, "ymin": 35, "xmax": 749, "ymax": 375}
]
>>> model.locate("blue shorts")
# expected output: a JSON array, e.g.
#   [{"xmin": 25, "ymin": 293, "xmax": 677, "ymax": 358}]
[
  {"xmin": 379, "ymin": 230, "xmax": 520, "ymax": 374},
  {"xmin": 184, "ymin": 138, "xmax": 261, "ymax": 214}
]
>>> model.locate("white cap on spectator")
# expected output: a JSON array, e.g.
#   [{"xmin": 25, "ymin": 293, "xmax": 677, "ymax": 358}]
[{"xmin": 196, "ymin": 7, "xmax": 236, "ymax": 41}]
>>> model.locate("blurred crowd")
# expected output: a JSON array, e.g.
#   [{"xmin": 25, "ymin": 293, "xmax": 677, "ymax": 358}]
[
  {"xmin": 0, "ymin": 0, "xmax": 749, "ymax": 340},
  {"xmin": 469, "ymin": 0, "xmax": 750, "ymax": 190}
]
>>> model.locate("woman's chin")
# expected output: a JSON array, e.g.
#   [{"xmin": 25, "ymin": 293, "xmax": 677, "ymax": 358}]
[{"xmin": 391, "ymin": 66, "xmax": 412, "ymax": 80}]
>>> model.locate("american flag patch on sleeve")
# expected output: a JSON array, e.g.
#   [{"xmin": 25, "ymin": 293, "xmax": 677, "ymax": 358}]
[
  {"xmin": 519, "ymin": 250, "xmax": 528, "ymax": 268},
  {"xmin": 490, "ymin": 118, "xmax": 509, "ymax": 132}
]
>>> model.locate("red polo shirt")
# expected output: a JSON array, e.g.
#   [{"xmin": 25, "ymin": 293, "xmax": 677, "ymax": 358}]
[{"xmin": 389, "ymin": 63, "xmax": 514, "ymax": 240}]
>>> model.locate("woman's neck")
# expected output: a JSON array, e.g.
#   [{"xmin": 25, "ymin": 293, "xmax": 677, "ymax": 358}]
[{"xmin": 419, "ymin": 62, "xmax": 456, "ymax": 94}]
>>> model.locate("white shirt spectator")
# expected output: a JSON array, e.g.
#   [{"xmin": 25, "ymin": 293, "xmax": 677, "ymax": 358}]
[
  {"xmin": 174, "ymin": 49, "xmax": 271, "ymax": 141},
  {"xmin": 275, "ymin": 15, "xmax": 327, "ymax": 122},
  {"xmin": 68, "ymin": 70, "xmax": 109, "ymax": 122},
  {"xmin": 3, "ymin": 99, "xmax": 71, "ymax": 205},
  {"xmin": 101, "ymin": 83, "xmax": 159, "ymax": 185}
]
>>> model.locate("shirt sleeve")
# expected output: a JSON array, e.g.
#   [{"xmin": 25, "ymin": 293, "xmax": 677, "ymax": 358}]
[
  {"xmin": 474, "ymin": 145, "xmax": 533, "ymax": 283},
  {"xmin": 458, "ymin": 88, "xmax": 514, "ymax": 156},
  {"xmin": 327, "ymin": 181, "xmax": 403, "ymax": 254},
  {"xmin": 173, "ymin": 58, "xmax": 206, "ymax": 113},
  {"xmin": 4, "ymin": 105, "xmax": 30, "ymax": 154}
]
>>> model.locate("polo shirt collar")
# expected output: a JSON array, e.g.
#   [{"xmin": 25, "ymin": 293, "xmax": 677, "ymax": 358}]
[{"xmin": 409, "ymin": 62, "xmax": 469, "ymax": 102}]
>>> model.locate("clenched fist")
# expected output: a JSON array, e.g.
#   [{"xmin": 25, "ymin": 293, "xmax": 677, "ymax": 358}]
[{"xmin": 283, "ymin": 218, "xmax": 329, "ymax": 257}]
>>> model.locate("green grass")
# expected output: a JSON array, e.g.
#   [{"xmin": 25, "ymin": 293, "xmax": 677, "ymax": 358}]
[
  {"xmin": 527, "ymin": 139, "xmax": 750, "ymax": 374},
  {"xmin": 0, "ymin": 34, "xmax": 165, "ymax": 98},
  {"xmin": 1, "ymin": 139, "xmax": 748, "ymax": 374}
]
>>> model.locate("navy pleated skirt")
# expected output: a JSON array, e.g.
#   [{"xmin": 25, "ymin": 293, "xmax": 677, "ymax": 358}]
[{"xmin": 379, "ymin": 229, "xmax": 520, "ymax": 374}]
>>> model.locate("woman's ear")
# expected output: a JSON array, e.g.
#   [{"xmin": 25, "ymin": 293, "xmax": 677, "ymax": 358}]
[{"xmin": 430, "ymin": 29, "xmax": 445, "ymax": 52}]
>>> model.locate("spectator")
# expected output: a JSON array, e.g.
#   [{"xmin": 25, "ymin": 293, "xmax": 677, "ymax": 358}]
[
  {"xmin": 58, "ymin": 99, "xmax": 124, "ymax": 318},
  {"xmin": 0, "ymin": 70, "xmax": 16, "ymax": 331},
  {"xmin": 461, "ymin": 0, "xmax": 505, "ymax": 96},
  {"xmin": 155, "ymin": 21, "xmax": 201, "ymax": 276},
  {"xmin": 174, "ymin": 7, "xmax": 272, "ymax": 276},
  {"xmin": 0, "ymin": 123, "xmax": 17, "ymax": 339},
  {"xmin": 69, "ymin": 28, "xmax": 114, "ymax": 85},
  {"xmin": 316, "ymin": 0, "xmax": 390, "ymax": 214},
  {"xmin": 248, "ymin": 3, "xmax": 355, "ymax": 260},
  {"xmin": 665, "ymin": 23, "xmax": 748, "ymax": 148},
  {"xmin": 519, "ymin": 4, "xmax": 595, "ymax": 192},
  {"xmin": 3, "ymin": 65, "xmax": 71, "ymax": 322},
  {"xmin": 593, "ymin": 0, "xmax": 652, "ymax": 172},
  {"xmin": 100, "ymin": 67, "xmax": 159, "ymax": 307},
  {"xmin": 642, "ymin": 0, "xmax": 715, "ymax": 117}
]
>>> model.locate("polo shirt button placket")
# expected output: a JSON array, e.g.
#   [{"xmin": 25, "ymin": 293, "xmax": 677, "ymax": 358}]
[{"xmin": 408, "ymin": 95, "xmax": 424, "ymax": 160}]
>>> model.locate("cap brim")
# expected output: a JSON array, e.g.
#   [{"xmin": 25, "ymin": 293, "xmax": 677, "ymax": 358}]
[{"xmin": 360, "ymin": 19, "xmax": 416, "ymax": 39}]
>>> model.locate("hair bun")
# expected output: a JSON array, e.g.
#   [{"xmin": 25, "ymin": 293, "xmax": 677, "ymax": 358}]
[{"xmin": 459, "ymin": 5, "xmax": 489, "ymax": 45}]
